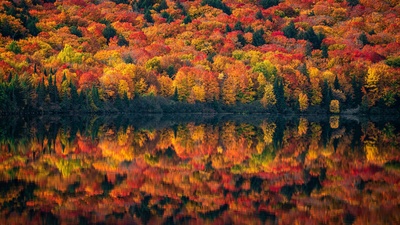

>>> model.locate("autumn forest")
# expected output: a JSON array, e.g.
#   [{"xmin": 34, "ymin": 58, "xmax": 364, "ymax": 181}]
[
  {"xmin": 0, "ymin": 0, "xmax": 399, "ymax": 114},
  {"xmin": 1, "ymin": 0, "xmax": 400, "ymax": 224}
]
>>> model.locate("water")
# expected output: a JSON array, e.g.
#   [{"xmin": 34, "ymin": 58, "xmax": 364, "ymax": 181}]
[{"xmin": 0, "ymin": 114, "xmax": 399, "ymax": 225}]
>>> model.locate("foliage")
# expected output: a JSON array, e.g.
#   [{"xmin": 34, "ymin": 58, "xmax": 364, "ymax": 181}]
[
  {"xmin": 0, "ymin": 0, "xmax": 398, "ymax": 115},
  {"xmin": 329, "ymin": 100, "xmax": 340, "ymax": 113}
]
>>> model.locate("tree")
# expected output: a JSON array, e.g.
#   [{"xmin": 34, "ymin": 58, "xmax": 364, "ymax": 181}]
[
  {"xmin": 260, "ymin": 0, "xmax": 279, "ymax": 9},
  {"xmin": 321, "ymin": 44, "xmax": 328, "ymax": 58},
  {"xmin": 358, "ymin": 33, "xmax": 369, "ymax": 46},
  {"xmin": 237, "ymin": 33, "xmax": 247, "ymax": 47},
  {"xmin": 351, "ymin": 76, "xmax": 362, "ymax": 107},
  {"xmin": 157, "ymin": 0, "xmax": 168, "ymax": 12},
  {"xmin": 234, "ymin": 21, "xmax": 243, "ymax": 31},
  {"xmin": 260, "ymin": 82, "xmax": 276, "ymax": 108},
  {"xmin": 48, "ymin": 75, "xmax": 59, "ymax": 103},
  {"xmin": 201, "ymin": 0, "xmax": 231, "ymax": 15},
  {"xmin": 69, "ymin": 26, "xmax": 82, "ymax": 37},
  {"xmin": 183, "ymin": 15, "xmax": 192, "ymax": 24},
  {"xmin": 6, "ymin": 41, "xmax": 21, "ymax": 54},
  {"xmin": 252, "ymin": 29, "xmax": 265, "ymax": 47},
  {"xmin": 225, "ymin": 24, "xmax": 232, "ymax": 33},
  {"xmin": 144, "ymin": 9, "xmax": 154, "ymax": 23},
  {"xmin": 322, "ymin": 79, "xmax": 331, "ymax": 108},
  {"xmin": 102, "ymin": 24, "xmax": 117, "ymax": 43},
  {"xmin": 273, "ymin": 77, "xmax": 286, "ymax": 112},
  {"xmin": 117, "ymin": 35, "xmax": 129, "ymax": 47},
  {"xmin": 255, "ymin": 10, "xmax": 264, "ymax": 20},
  {"xmin": 283, "ymin": 21, "xmax": 298, "ymax": 39},
  {"xmin": 347, "ymin": 0, "xmax": 359, "ymax": 7},
  {"xmin": 222, "ymin": 75, "xmax": 237, "ymax": 105},
  {"xmin": 330, "ymin": 100, "xmax": 340, "ymax": 113},
  {"xmin": 252, "ymin": 60, "xmax": 277, "ymax": 82},
  {"xmin": 298, "ymin": 92, "xmax": 309, "ymax": 112},
  {"xmin": 334, "ymin": 75, "xmax": 340, "ymax": 90},
  {"xmin": 36, "ymin": 78, "xmax": 46, "ymax": 107},
  {"xmin": 305, "ymin": 42, "xmax": 312, "ymax": 57},
  {"xmin": 303, "ymin": 27, "xmax": 324, "ymax": 49}
]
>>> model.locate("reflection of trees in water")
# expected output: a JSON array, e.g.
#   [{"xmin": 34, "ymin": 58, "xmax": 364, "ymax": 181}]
[{"xmin": 0, "ymin": 115, "xmax": 399, "ymax": 224}]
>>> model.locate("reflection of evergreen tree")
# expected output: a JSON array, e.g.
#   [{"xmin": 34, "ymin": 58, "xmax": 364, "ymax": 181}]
[
  {"xmin": 321, "ymin": 120, "xmax": 331, "ymax": 148},
  {"xmin": 351, "ymin": 76, "xmax": 362, "ymax": 107},
  {"xmin": 273, "ymin": 117, "xmax": 284, "ymax": 150}
]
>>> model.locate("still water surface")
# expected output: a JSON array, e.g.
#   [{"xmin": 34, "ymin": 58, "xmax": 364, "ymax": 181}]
[{"xmin": 0, "ymin": 114, "xmax": 399, "ymax": 224}]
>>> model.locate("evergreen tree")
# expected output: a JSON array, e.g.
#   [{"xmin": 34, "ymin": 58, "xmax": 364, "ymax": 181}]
[
  {"xmin": 255, "ymin": 10, "xmax": 264, "ymax": 20},
  {"xmin": 173, "ymin": 87, "xmax": 179, "ymax": 101},
  {"xmin": 176, "ymin": 1, "xmax": 186, "ymax": 15},
  {"xmin": 117, "ymin": 35, "xmax": 129, "ymax": 46},
  {"xmin": 260, "ymin": 0, "xmax": 279, "ymax": 9},
  {"xmin": 183, "ymin": 15, "xmax": 192, "ymax": 24},
  {"xmin": 347, "ymin": 0, "xmax": 359, "ymax": 7},
  {"xmin": 237, "ymin": 33, "xmax": 247, "ymax": 47},
  {"xmin": 36, "ymin": 78, "xmax": 46, "ymax": 107},
  {"xmin": 225, "ymin": 24, "xmax": 232, "ymax": 33},
  {"xmin": 234, "ymin": 21, "xmax": 243, "ymax": 31},
  {"xmin": 244, "ymin": 26, "xmax": 254, "ymax": 33},
  {"xmin": 89, "ymin": 86, "xmax": 101, "ymax": 112},
  {"xmin": 334, "ymin": 75, "xmax": 340, "ymax": 90},
  {"xmin": 136, "ymin": 0, "xmax": 155, "ymax": 9},
  {"xmin": 60, "ymin": 90, "xmax": 70, "ymax": 111},
  {"xmin": 69, "ymin": 26, "xmax": 82, "ymax": 37},
  {"xmin": 166, "ymin": 14, "xmax": 174, "ymax": 23},
  {"xmin": 283, "ymin": 21, "xmax": 298, "ymax": 39},
  {"xmin": 123, "ymin": 92, "xmax": 129, "ymax": 109},
  {"xmin": 358, "ymin": 32, "xmax": 369, "ymax": 46},
  {"xmin": 144, "ymin": 9, "xmax": 154, "ymax": 23},
  {"xmin": 102, "ymin": 24, "xmax": 117, "ymax": 43},
  {"xmin": 157, "ymin": 0, "xmax": 168, "ymax": 12},
  {"xmin": 252, "ymin": 29, "xmax": 266, "ymax": 46},
  {"xmin": 201, "ymin": 0, "xmax": 231, "ymax": 15},
  {"xmin": 305, "ymin": 42, "xmax": 313, "ymax": 57},
  {"xmin": 48, "ymin": 75, "xmax": 58, "ymax": 103},
  {"xmin": 322, "ymin": 79, "xmax": 331, "ymax": 109},
  {"xmin": 70, "ymin": 82, "xmax": 79, "ymax": 111},
  {"xmin": 321, "ymin": 44, "xmax": 328, "ymax": 58},
  {"xmin": 298, "ymin": 63, "xmax": 310, "ymax": 82},
  {"xmin": 351, "ymin": 76, "xmax": 362, "ymax": 107},
  {"xmin": 166, "ymin": 65, "xmax": 175, "ymax": 78},
  {"xmin": 304, "ymin": 27, "xmax": 324, "ymax": 49},
  {"xmin": 273, "ymin": 77, "xmax": 286, "ymax": 112}
]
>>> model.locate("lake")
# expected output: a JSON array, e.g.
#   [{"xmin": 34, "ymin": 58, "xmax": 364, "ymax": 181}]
[{"xmin": 0, "ymin": 114, "xmax": 399, "ymax": 224}]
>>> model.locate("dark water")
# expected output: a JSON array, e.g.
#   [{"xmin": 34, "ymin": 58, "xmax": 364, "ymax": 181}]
[{"xmin": 0, "ymin": 114, "xmax": 399, "ymax": 225}]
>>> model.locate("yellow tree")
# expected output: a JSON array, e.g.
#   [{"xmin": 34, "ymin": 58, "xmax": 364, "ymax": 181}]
[
  {"xmin": 364, "ymin": 63, "xmax": 391, "ymax": 106},
  {"xmin": 221, "ymin": 74, "xmax": 237, "ymax": 105},
  {"xmin": 298, "ymin": 92, "xmax": 309, "ymax": 112},
  {"xmin": 260, "ymin": 82, "xmax": 276, "ymax": 108},
  {"xmin": 158, "ymin": 76, "xmax": 174, "ymax": 97},
  {"xmin": 173, "ymin": 67, "xmax": 195, "ymax": 102}
]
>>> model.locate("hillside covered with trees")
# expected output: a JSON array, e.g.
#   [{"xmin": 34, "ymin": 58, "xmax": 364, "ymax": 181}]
[{"xmin": 0, "ymin": 0, "xmax": 399, "ymax": 114}]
